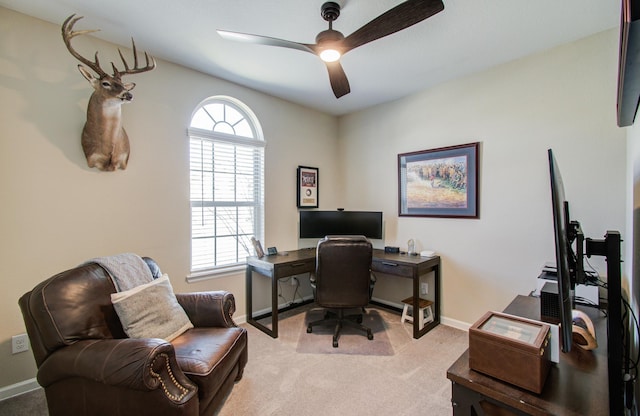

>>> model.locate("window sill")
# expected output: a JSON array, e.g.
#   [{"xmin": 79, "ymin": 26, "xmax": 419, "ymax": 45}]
[{"xmin": 186, "ymin": 264, "xmax": 246, "ymax": 283}]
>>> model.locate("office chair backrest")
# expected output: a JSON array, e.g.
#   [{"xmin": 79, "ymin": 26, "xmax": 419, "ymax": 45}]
[{"xmin": 315, "ymin": 235, "xmax": 373, "ymax": 308}]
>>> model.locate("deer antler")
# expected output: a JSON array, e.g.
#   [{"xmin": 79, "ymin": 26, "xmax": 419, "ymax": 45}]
[
  {"xmin": 62, "ymin": 14, "xmax": 107, "ymax": 78},
  {"xmin": 114, "ymin": 39, "xmax": 156, "ymax": 77},
  {"xmin": 62, "ymin": 14, "xmax": 156, "ymax": 79}
]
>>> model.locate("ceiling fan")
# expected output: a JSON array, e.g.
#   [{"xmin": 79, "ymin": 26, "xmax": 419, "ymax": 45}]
[{"xmin": 217, "ymin": 0, "xmax": 445, "ymax": 98}]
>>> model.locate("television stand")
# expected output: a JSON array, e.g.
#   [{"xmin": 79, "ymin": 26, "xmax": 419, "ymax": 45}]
[
  {"xmin": 447, "ymin": 295, "xmax": 609, "ymax": 415},
  {"xmin": 585, "ymin": 230, "xmax": 623, "ymax": 415}
]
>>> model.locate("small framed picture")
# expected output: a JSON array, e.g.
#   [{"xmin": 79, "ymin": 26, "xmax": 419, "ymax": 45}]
[
  {"xmin": 297, "ymin": 166, "xmax": 319, "ymax": 208},
  {"xmin": 478, "ymin": 313, "xmax": 542, "ymax": 345},
  {"xmin": 251, "ymin": 237, "xmax": 264, "ymax": 257}
]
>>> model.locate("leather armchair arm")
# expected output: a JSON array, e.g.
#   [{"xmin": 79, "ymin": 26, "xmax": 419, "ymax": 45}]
[
  {"xmin": 37, "ymin": 338, "xmax": 197, "ymax": 404},
  {"xmin": 176, "ymin": 290, "xmax": 237, "ymax": 328}
]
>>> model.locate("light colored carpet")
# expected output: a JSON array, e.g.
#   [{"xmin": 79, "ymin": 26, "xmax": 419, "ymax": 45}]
[
  {"xmin": 0, "ymin": 389, "xmax": 47, "ymax": 416},
  {"xmin": 0, "ymin": 305, "xmax": 468, "ymax": 416},
  {"xmin": 296, "ymin": 308, "xmax": 394, "ymax": 355},
  {"xmin": 219, "ymin": 304, "xmax": 468, "ymax": 416}
]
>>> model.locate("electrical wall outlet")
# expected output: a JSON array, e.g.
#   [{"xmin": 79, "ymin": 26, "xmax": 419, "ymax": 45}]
[
  {"xmin": 12, "ymin": 333, "xmax": 29, "ymax": 354},
  {"xmin": 421, "ymin": 283, "xmax": 428, "ymax": 295}
]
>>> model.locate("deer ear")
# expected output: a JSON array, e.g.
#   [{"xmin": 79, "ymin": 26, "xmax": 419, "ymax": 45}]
[
  {"xmin": 124, "ymin": 82, "xmax": 136, "ymax": 91},
  {"xmin": 77, "ymin": 65, "xmax": 96, "ymax": 82}
]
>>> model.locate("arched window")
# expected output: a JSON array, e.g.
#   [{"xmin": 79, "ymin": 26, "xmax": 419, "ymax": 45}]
[{"xmin": 188, "ymin": 96, "xmax": 264, "ymax": 277}]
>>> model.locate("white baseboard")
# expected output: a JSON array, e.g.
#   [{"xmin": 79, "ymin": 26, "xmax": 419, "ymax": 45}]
[
  {"xmin": 441, "ymin": 316, "xmax": 471, "ymax": 331},
  {"xmin": 239, "ymin": 295, "xmax": 315, "ymax": 324},
  {"xmin": 370, "ymin": 296, "xmax": 403, "ymax": 309},
  {"xmin": 370, "ymin": 296, "xmax": 471, "ymax": 331},
  {"xmin": 237, "ymin": 296, "xmax": 472, "ymax": 332},
  {"xmin": 0, "ymin": 378, "xmax": 40, "ymax": 401}
]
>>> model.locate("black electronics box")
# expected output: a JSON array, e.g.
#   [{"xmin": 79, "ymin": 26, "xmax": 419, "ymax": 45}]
[
  {"xmin": 384, "ymin": 246, "xmax": 400, "ymax": 254},
  {"xmin": 540, "ymin": 282, "xmax": 560, "ymax": 324}
]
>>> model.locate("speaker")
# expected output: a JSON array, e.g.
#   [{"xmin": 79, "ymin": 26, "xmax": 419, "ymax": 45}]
[
  {"xmin": 384, "ymin": 246, "xmax": 400, "ymax": 253},
  {"xmin": 540, "ymin": 282, "xmax": 560, "ymax": 324}
]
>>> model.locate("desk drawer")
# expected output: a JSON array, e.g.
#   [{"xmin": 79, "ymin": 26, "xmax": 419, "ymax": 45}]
[
  {"xmin": 372, "ymin": 259, "xmax": 414, "ymax": 278},
  {"xmin": 275, "ymin": 260, "xmax": 315, "ymax": 278}
]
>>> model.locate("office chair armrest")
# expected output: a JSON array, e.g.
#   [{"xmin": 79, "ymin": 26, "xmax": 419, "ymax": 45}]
[
  {"xmin": 176, "ymin": 291, "xmax": 238, "ymax": 328},
  {"xmin": 37, "ymin": 338, "xmax": 197, "ymax": 404}
]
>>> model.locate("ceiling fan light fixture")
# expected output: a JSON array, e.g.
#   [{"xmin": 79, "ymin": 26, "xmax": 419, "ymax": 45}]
[
  {"xmin": 315, "ymin": 28, "xmax": 344, "ymax": 63},
  {"xmin": 217, "ymin": 0, "xmax": 445, "ymax": 98},
  {"xmin": 319, "ymin": 48, "xmax": 341, "ymax": 62}
]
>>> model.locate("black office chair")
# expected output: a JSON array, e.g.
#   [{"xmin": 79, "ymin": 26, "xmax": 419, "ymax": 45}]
[{"xmin": 307, "ymin": 235, "xmax": 374, "ymax": 347}]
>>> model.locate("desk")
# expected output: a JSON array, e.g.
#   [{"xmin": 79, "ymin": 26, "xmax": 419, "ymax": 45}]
[
  {"xmin": 446, "ymin": 295, "xmax": 608, "ymax": 416},
  {"xmin": 246, "ymin": 248, "xmax": 441, "ymax": 339}
]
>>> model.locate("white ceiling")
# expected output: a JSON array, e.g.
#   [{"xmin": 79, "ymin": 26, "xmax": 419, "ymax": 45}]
[{"xmin": 0, "ymin": 0, "xmax": 621, "ymax": 116}]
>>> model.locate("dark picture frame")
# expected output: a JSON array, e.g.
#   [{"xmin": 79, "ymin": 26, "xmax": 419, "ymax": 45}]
[
  {"xmin": 297, "ymin": 166, "xmax": 319, "ymax": 208},
  {"xmin": 398, "ymin": 142, "xmax": 479, "ymax": 218}
]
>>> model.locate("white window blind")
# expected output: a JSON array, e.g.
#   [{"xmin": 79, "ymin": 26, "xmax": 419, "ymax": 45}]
[{"xmin": 188, "ymin": 98, "xmax": 264, "ymax": 274}]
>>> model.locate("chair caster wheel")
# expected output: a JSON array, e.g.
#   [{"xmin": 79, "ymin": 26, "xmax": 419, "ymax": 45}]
[
  {"xmin": 367, "ymin": 331, "xmax": 373, "ymax": 340},
  {"xmin": 333, "ymin": 340, "xmax": 338, "ymax": 348},
  {"xmin": 307, "ymin": 326, "xmax": 312, "ymax": 333}
]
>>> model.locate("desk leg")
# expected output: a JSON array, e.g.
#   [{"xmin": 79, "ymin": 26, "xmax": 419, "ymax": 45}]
[
  {"xmin": 271, "ymin": 268, "xmax": 278, "ymax": 338},
  {"xmin": 412, "ymin": 270, "xmax": 420, "ymax": 339},
  {"xmin": 246, "ymin": 265, "xmax": 253, "ymax": 325},
  {"xmin": 414, "ymin": 265, "xmax": 440, "ymax": 339},
  {"xmin": 246, "ymin": 266, "xmax": 278, "ymax": 338},
  {"xmin": 434, "ymin": 263, "xmax": 440, "ymax": 324}
]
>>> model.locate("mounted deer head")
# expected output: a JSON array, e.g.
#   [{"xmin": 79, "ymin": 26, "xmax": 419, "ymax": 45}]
[{"xmin": 62, "ymin": 14, "xmax": 156, "ymax": 171}]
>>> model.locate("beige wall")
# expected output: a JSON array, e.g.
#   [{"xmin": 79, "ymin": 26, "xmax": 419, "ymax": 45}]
[
  {"xmin": 339, "ymin": 29, "xmax": 627, "ymax": 325},
  {"xmin": 0, "ymin": 8, "xmax": 338, "ymax": 389},
  {"xmin": 0, "ymin": 7, "xmax": 631, "ymax": 395}
]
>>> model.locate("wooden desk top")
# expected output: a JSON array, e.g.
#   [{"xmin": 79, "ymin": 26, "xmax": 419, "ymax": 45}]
[
  {"xmin": 246, "ymin": 248, "xmax": 440, "ymax": 269},
  {"xmin": 247, "ymin": 247, "xmax": 316, "ymax": 267},
  {"xmin": 447, "ymin": 295, "xmax": 608, "ymax": 416}
]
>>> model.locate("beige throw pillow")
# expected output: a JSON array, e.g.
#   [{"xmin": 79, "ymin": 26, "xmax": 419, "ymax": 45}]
[{"xmin": 111, "ymin": 274, "xmax": 193, "ymax": 341}]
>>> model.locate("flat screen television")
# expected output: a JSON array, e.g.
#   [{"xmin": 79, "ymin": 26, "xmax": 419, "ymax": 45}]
[
  {"xmin": 547, "ymin": 149, "xmax": 626, "ymax": 413},
  {"xmin": 547, "ymin": 149, "xmax": 577, "ymax": 353},
  {"xmin": 299, "ymin": 210, "xmax": 383, "ymax": 239}
]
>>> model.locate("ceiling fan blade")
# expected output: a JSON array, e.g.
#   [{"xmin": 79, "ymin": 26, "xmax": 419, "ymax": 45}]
[
  {"xmin": 217, "ymin": 30, "xmax": 315, "ymax": 54},
  {"xmin": 343, "ymin": 0, "xmax": 444, "ymax": 53},
  {"xmin": 325, "ymin": 61, "xmax": 351, "ymax": 98}
]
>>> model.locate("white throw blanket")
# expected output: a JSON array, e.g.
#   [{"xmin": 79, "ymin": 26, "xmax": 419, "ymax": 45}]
[{"xmin": 85, "ymin": 253, "xmax": 154, "ymax": 292}]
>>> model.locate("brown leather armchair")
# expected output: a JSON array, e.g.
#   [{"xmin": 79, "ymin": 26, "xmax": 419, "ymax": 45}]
[
  {"xmin": 307, "ymin": 235, "xmax": 374, "ymax": 347},
  {"xmin": 18, "ymin": 257, "xmax": 247, "ymax": 416}
]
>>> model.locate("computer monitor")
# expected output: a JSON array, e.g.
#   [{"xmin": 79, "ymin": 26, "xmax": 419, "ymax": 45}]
[{"xmin": 299, "ymin": 210, "xmax": 383, "ymax": 239}]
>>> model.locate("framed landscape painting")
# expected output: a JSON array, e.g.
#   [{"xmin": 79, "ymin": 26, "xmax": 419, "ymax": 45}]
[{"xmin": 398, "ymin": 142, "xmax": 479, "ymax": 218}]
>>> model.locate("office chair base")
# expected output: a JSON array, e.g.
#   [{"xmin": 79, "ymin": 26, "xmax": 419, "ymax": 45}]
[{"xmin": 307, "ymin": 309, "xmax": 373, "ymax": 348}]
